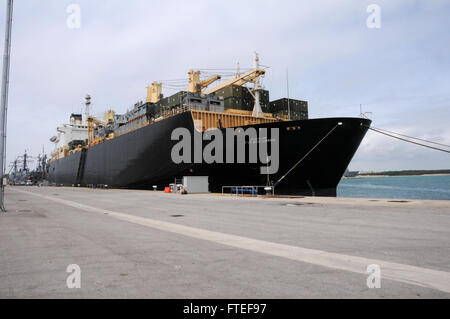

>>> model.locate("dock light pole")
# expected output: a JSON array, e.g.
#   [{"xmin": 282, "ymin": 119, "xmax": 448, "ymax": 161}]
[{"xmin": 0, "ymin": 0, "xmax": 14, "ymax": 212}]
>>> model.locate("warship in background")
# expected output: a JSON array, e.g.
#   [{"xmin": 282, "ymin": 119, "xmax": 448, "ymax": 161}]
[
  {"xmin": 46, "ymin": 54, "xmax": 371, "ymax": 196},
  {"xmin": 8, "ymin": 150, "xmax": 47, "ymax": 185}
]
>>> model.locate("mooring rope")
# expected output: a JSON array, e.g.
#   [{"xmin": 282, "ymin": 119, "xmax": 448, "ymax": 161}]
[
  {"xmin": 370, "ymin": 126, "xmax": 450, "ymax": 148},
  {"xmin": 367, "ymin": 126, "xmax": 450, "ymax": 154},
  {"xmin": 274, "ymin": 123, "xmax": 340, "ymax": 187}
]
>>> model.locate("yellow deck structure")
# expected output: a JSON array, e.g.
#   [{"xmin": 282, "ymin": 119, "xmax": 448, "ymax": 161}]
[{"xmin": 191, "ymin": 109, "xmax": 278, "ymax": 131}]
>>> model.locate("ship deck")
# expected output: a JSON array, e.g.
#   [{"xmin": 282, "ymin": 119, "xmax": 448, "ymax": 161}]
[{"xmin": 1, "ymin": 186, "xmax": 449, "ymax": 298}]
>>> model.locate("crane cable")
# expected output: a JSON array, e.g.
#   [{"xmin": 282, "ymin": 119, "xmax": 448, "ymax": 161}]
[
  {"xmin": 274, "ymin": 123, "xmax": 341, "ymax": 187},
  {"xmin": 367, "ymin": 126, "xmax": 450, "ymax": 153}
]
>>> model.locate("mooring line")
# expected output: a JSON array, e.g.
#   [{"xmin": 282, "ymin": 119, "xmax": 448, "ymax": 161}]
[
  {"xmin": 367, "ymin": 126, "xmax": 450, "ymax": 153},
  {"xmin": 370, "ymin": 126, "xmax": 450, "ymax": 148}
]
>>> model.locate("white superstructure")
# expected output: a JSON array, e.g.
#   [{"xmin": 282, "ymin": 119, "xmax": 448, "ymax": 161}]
[{"xmin": 50, "ymin": 114, "xmax": 88, "ymax": 160}]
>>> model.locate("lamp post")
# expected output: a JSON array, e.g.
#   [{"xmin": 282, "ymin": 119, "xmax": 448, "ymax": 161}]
[{"xmin": 0, "ymin": 0, "xmax": 14, "ymax": 212}]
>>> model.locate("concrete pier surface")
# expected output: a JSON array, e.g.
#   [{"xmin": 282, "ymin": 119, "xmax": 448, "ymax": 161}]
[{"xmin": 1, "ymin": 186, "xmax": 449, "ymax": 298}]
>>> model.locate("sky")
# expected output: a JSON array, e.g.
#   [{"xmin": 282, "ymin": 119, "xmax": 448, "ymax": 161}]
[{"xmin": 0, "ymin": 0, "xmax": 449, "ymax": 172}]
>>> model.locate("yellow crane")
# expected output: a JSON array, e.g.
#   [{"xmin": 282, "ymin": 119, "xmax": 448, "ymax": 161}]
[
  {"xmin": 146, "ymin": 82, "xmax": 162, "ymax": 103},
  {"xmin": 87, "ymin": 116, "xmax": 103, "ymax": 145},
  {"xmin": 203, "ymin": 68, "xmax": 266, "ymax": 95},
  {"xmin": 186, "ymin": 70, "xmax": 221, "ymax": 93}
]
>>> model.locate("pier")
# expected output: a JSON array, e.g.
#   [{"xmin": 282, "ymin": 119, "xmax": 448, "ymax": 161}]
[{"xmin": 1, "ymin": 186, "xmax": 449, "ymax": 298}]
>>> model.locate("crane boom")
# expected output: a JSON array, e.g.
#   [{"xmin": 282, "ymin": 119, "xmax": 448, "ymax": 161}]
[
  {"xmin": 187, "ymin": 70, "xmax": 221, "ymax": 93},
  {"xmin": 200, "ymin": 74, "xmax": 221, "ymax": 90},
  {"xmin": 203, "ymin": 68, "xmax": 266, "ymax": 95}
]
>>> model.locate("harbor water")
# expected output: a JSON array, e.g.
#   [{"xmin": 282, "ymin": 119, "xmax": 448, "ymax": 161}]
[{"xmin": 338, "ymin": 175, "xmax": 450, "ymax": 200}]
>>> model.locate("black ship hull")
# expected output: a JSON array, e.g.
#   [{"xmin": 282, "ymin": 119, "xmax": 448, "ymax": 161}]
[{"xmin": 48, "ymin": 111, "xmax": 371, "ymax": 196}]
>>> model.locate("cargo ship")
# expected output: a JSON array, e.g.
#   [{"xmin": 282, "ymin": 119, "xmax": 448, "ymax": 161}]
[{"xmin": 48, "ymin": 54, "xmax": 371, "ymax": 196}]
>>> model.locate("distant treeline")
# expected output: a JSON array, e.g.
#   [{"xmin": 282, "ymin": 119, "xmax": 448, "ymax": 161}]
[{"xmin": 362, "ymin": 170, "xmax": 450, "ymax": 176}]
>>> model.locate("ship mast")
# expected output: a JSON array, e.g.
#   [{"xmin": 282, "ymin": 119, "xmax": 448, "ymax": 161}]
[
  {"xmin": 22, "ymin": 150, "xmax": 27, "ymax": 172},
  {"xmin": 85, "ymin": 94, "xmax": 91, "ymax": 123},
  {"xmin": 252, "ymin": 52, "xmax": 264, "ymax": 117}
]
